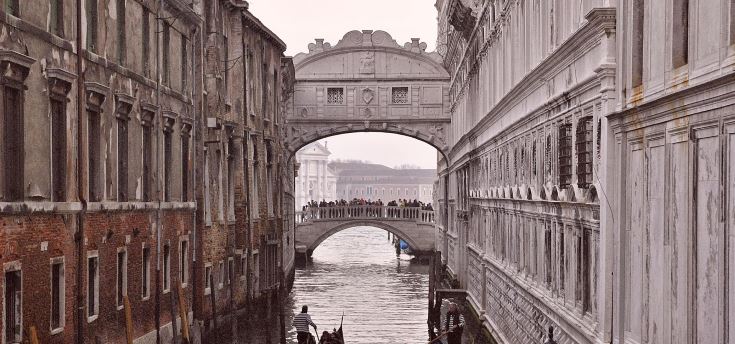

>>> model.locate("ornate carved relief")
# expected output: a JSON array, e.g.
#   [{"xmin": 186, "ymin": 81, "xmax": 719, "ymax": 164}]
[
  {"xmin": 361, "ymin": 88, "xmax": 375, "ymax": 104},
  {"xmin": 359, "ymin": 52, "xmax": 375, "ymax": 74}
]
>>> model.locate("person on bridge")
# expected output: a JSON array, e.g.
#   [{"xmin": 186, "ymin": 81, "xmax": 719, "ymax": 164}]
[
  {"xmin": 443, "ymin": 302, "xmax": 465, "ymax": 344},
  {"xmin": 294, "ymin": 305, "xmax": 318, "ymax": 344}
]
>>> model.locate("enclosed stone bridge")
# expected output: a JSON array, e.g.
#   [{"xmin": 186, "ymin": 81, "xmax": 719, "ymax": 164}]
[
  {"xmin": 283, "ymin": 30, "xmax": 451, "ymax": 157},
  {"xmin": 294, "ymin": 205, "xmax": 436, "ymax": 257}
]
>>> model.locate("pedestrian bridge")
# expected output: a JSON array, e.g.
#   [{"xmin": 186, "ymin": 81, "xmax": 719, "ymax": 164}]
[{"xmin": 294, "ymin": 205, "xmax": 436, "ymax": 257}]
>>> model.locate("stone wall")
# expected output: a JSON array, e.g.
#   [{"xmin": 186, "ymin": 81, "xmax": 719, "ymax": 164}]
[
  {"xmin": 436, "ymin": 0, "xmax": 613, "ymax": 342},
  {"xmin": 0, "ymin": 0, "xmax": 294, "ymax": 343}
]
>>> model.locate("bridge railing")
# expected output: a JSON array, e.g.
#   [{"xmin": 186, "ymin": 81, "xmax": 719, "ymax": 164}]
[{"xmin": 295, "ymin": 205, "xmax": 435, "ymax": 224}]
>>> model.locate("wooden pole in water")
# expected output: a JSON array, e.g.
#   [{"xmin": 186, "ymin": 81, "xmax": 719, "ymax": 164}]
[
  {"xmin": 124, "ymin": 296, "xmax": 134, "ymax": 344},
  {"xmin": 169, "ymin": 288, "xmax": 180, "ymax": 344},
  {"xmin": 29, "ymin": 326, "xmax": 39, "ymax": 344},
  {"xmin": 178, "ymin": 284, "xmax": 191, "ymax": 343},
  {"xmin": 209, "ymin": 274, "xmax": 218, "ymax": 343}
]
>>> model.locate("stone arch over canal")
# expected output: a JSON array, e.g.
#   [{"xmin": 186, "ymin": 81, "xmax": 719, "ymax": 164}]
[
  {"xmin": 283, "ymin": 30, "xmax": 452, "ymax": 159},
  {"xmin": 294, "ymin": 206, "xmax": 437, "ymax": 257}
]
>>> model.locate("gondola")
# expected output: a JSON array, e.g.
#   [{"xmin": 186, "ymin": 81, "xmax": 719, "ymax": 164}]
[
  {"xmin": 318, "ymin": 313, "xmax": 345, "ymax": 344},
  {"xmin": 318, "ymin": 326, "xmax": 344, "ymax": 344}
]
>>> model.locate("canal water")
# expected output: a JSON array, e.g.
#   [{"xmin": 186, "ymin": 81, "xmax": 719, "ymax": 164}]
[{"xmin": 287, "ymin": 226, "xmax": 430, "ymax": 343}]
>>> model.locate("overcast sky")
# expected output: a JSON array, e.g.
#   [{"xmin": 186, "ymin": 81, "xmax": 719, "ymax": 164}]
[
  {"xmin": 250, "ymin": 1, "xmax": 440, "ymax": 169},
  {"xmin": 249, "ymin": 0, "xmax": 439, "ymax": 56},
  {"xmin": 317, "ymin": 133, "xmax": 438, "ymax": 169}
]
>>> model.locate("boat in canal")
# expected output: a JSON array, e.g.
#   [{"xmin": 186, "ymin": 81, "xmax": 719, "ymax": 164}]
[
  {"xmin": 318, "ymin": 314, "xmax": 345, "ymax": 344},
  {"xmin": 318, "ymin": 326, "xmax": 344, "ymax": 344}
]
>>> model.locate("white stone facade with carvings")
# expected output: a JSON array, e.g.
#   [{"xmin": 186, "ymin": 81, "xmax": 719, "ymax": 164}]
[
  {"xmin": 284, "ymin": 30, "xmax": 452, "ymax": 157},
  {"xmin": 436, "ymin": 0, "xmax": 735, "ymax": 343}
]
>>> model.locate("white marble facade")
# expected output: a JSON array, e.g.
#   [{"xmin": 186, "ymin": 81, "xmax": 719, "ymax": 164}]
[
  {"xmin": 294, "ymin": 141, "xmax": 337, "ymax": 207},
  {"xmin": 436, "ymin": 0, "xmax": 735, "ymax": 343}
]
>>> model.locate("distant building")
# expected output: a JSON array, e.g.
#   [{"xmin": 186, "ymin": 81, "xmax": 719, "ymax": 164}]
[
  {"xmin": 294, "ymin": 142, "xmax": 337, "ymax": 207},
  {"xmin": 330, "ymin": 162, "xmax": 435, "ymax": 204}
]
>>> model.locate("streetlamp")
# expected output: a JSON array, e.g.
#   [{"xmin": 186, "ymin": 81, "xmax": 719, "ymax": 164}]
[{"xmin": 544, "ymin": 326, "xmax": 557, "ymax": 344}]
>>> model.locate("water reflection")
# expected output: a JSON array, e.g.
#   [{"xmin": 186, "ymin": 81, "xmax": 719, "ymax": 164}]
[{"xmin": 288, "ymin": 226, "xmax": 430, "ymax": 343}]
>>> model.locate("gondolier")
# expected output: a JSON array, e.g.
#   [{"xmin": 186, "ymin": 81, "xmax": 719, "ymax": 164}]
[
  {"xmin": 443, "ymin": 303, "xmax": 465, "ymax": 344},
  {"xmin": 294, "ymin": 305, "xmax": 318, "ymax": 344}
]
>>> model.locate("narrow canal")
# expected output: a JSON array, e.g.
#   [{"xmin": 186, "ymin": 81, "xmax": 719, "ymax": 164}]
[{"xmin": 287, "ymin": 226, "xmax": 430, "ymax": 343}]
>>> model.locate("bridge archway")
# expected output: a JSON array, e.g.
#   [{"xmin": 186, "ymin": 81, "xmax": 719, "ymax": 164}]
[
  {"xmin": 287, "ymin": 131, "xmax": 448, "ymax": 164},
  {"xmin": 294, "ymin": 205, "xmax": 437, "ymax": 257},
  {"xmin": 309, "ymin": 220, "xmax": 423, "ymax": 254},
  {"xmin": 283, "ymin": 30, "xmax": 451, "ymax": 159}
]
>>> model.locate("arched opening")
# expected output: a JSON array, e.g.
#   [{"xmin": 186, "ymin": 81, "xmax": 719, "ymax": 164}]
[
  {"xmin": 287, "ymin": 130, "xmax": 449, "ymax": 164},
  {"xmin": 309, "ymin": 220, "xmax": 424, "ymax": 253}
]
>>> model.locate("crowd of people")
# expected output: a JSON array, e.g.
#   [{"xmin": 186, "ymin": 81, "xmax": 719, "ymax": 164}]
[{"xmin": 299, "ymin": 198, "xmax": 434, "ymax": 221}]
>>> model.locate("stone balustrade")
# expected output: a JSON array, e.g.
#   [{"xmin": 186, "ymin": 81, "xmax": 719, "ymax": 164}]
[{"xmin": 295, "ymin": 205, "xmax": 435, "ymax": 224}]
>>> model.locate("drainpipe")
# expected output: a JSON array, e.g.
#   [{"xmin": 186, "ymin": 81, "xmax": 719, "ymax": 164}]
[
  {"xmin": 155, "ymin": 0, "xmax": 162, "ymax": 342},
  {"xmin": 75, "ymin": 0, "xmax": 86, "ymax": 343}
]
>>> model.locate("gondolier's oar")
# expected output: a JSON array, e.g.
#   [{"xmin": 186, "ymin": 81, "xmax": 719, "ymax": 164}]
[
  {"xmin": 426, "ymin": 331, "xmax": 449, "ymax": 344},
  {"xmin": 425, "ymin": 326, "xmax": 460, "ymax": 344}
]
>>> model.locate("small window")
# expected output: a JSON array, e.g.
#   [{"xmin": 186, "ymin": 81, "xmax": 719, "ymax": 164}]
[
  {"xmin": 3, "ymin": 87, "xmax": 24, "ymax": 201},
  {"xmin": 4, "ymin": 0, "xmax": 19, "ymax": 16},
  {"xmin": 51, "ymin": 259, "xmax": 64, "ymax": 331},
  {"xmin": 142, "ymin": 7, "xmax": 150, "ymax": 76},
  {"xmin": 218, "ymin": 261, "xmax": 224, "ymax": 289},
  {"xmin": 117, "ymin": 117, "xmax": 128, "ymax": 201},
  {"xmin": 227, "ymin": 258, "xmax": 234, "ymax": 285},
  {"xmin": 391, "ymin": 87, "xmax": 409, "ymax": 104},
  {"xmin": 204, "ymin": 265, "xmax": 212, "ymax": 295},
  {"xmin": 88, "ymin": 109, "xmax": 101, "ymax": 201},
  {"xmin": 181, "ymin": 126, "xmax": 191, "ymax": 201},
  {"xmin": 142, "ymin": 114, "xmax": 153, "ymax": 201},
  {"xmin": 558, "ymin": 124, "xmax": 573, "ymax": 188},
  {"xmin": 181, "ymin": 34, "xmax": 188, "ymax": 90},
  {"xmin": 163, "ymin": 129, "xmax": 172, "ymax": 201},
  {"xmin": 217, "ymin": 150, "xmax": 224, "ymax": 221},
  {"xmin": 162, "ymin": 23, "xmax": 170, "ymax": 84},
  {"xmin": 240, "ymin": 256, "xmax": 246, "ymax": 277},
  {"xmin": 326, "ymin": 88, "xmax": 344, "ymax": 104},
  {"xmin": 4, "ymin": 267, "xmax": 21, "ymax": 343},
  {"xmin": 86, "ymin": 0, "xmax": 98, "ymax": 52},
  {"xmin": 87, "ymin": 255, "xmax": 99, "ymax": 319},
  {"xmin": 116, "ymin": 249, "xmax": 127, "ymax": 308},
  {"xmin": 180, "ymin": 240, "xmax": 188, "ymax": 286},
  {"xmin": 116, "ymin": 0, "xmax": 126, "ymax": 64},
  {"xmin": 576, "ymin": 117, "xmax": 594, "ymax": 188},
  {"xmin": 141, "ymin": 246, "xmax": 150, "ymax": 298},
  {"xmin": 50, "ymin": 0, "xmax": 64, "ymax": 36},
  {"xmin": 162, "ymin": 244, "xmax": 170, "ymax": 292},
  {"xmin": 51, "ymin": 99, "xmax": 67, "ymax": 201},
  {"xmin": 227, "ymin": 138, "xmax": 236, "ymax": 221}
]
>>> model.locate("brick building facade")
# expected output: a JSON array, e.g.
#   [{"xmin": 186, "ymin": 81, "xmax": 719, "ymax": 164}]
[{"xmin": 0, "ymin": 0, "xmax": 293, "ymax": 343}]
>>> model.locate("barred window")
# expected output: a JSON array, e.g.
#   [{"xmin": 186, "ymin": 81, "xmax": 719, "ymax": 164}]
[
  {"xmin": 558, "ymin": 124, "xmax": 573, "ymax": 188},
  {"xmin": 326, "ymin": 88, "xmax": 344, "ymax": 104},
  {"xmin": 576, "ymin": 117, "xmax": 594, "ymax": 188},
  {"xmin": 392, "ymin": 87, "xmax": 409, "ymax": 104}
]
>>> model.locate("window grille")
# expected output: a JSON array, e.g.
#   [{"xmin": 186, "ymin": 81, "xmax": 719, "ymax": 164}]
[
  {"xmin": 326, "ymin": 88, "xmax": 343, "ymax": 104},
  {"xmin": 576, "ymin": 117, "xmax": 593, "ymax": 188},
  {"xmin": 559, "ymin": 124, "xmax": 573, "ymax": 188},
  {"xmin": 392, "ymin": 87, "xmax": 409, "ymax": 104}
]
